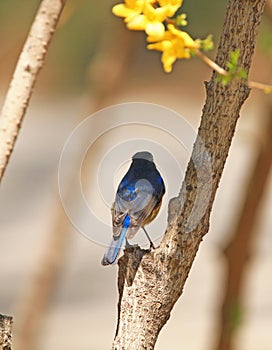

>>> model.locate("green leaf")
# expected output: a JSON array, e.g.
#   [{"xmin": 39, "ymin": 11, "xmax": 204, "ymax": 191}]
[
  {"xmin": 217, "ymin": 49, "xmax": 248, "ymax": 86},
  {"xmin": 229, "ymin": 49, "xmax": 240, "ymax": 65}
]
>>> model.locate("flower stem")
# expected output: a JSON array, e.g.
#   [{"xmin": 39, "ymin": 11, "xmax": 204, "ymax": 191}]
[
  {"xmin": 196, "ymin": 49, "xmax": 272, "ymax": 93},
  {"xmin": 195, "ymin": 49, "xmax": 227, "ymax": 75},
  {"xmin": 248, "ymin": 81, "xmax": 272, "ymax": 93}
]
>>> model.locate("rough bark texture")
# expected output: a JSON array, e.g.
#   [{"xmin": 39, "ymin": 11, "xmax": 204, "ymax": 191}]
[
  {"xmin": 112, "ymin": 1, "xmax": 266, "ymax": 349},
  {"xmin": 215, "ymin": 103, "xmax": 272, "ymax": 350},
  {"xmin": 0, "ymin": 0, "xmax": 66, "ymax": 183},
  {"xmin": 0, "ymin": 314, "xmax": 13, "ymax": 350}
]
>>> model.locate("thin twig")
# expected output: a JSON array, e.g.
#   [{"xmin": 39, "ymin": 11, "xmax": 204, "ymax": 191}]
[
  {"xmin": 196, "ymin": 49, "xmax": 272, "ymax": 92},
  {"xmin": 196, "ymin": 49, "xmax": 227, "ymax": 76},
  {"xmin": 247, "ymin": 80, "xmax": 272, "ymax": 92}
]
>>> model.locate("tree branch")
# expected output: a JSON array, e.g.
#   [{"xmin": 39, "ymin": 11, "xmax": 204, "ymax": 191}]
[
  {"xmin": 0, "ymin": 0, "xmax": 66, "ymax": 184},
  {"xmin": 112, "ymin": 1, "xmax": 266, "ymax": 349},
  {"xmin": 0, "ymin": 314, "xmax": 13, "ymax": 350}
]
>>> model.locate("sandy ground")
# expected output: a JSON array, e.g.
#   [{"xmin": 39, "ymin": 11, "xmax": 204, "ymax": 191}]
[{"xmin": 0, "ymin": 86, "xmax": 271, "ymax": 350}]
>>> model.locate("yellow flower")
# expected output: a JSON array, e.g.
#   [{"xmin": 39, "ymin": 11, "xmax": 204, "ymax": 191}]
[
  {"xmin": 112, "ymin": 0, "xmax": 146, "ymax": 23},
  {"xmin": 147, "ymin": 24, "xmax": 199, "ymax": 72},
  {"xmin": 112, "ymin": 1, "xmax": 183, "ymax": 41},
  {"xmin": 127, "ymin": 3, "xmax": 170, "ymax": 40},
  {"xmin": 158, "ymin": 0, "xmax": 183, "ymax": 17}
]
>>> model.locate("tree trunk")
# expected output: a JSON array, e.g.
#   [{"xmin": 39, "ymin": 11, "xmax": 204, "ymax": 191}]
[
  {"xmin": 0, "ymin": 314, "xmax": 13, "ymax": 350},
  {"xmin": 112, "ymin": 1, "xmax": 266, "ymax": 349}
]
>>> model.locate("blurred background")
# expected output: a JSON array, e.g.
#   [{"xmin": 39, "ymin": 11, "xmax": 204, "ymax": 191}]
[{"xmin": 0, "ymin": 0, "xmax": 272, "ymax": 349}]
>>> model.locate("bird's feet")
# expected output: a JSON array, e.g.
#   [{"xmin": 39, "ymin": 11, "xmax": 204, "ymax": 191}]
[
  {"xmin": 125, "ymin": 238, "xmax": 133, "ymax": 248},
  {"xmin": 142, "ymin": 226, "xmax": 155, "ymax": 250},
  {"xmin": 149, "ymin": 241, "xmax": 155, "ymax": 250}
]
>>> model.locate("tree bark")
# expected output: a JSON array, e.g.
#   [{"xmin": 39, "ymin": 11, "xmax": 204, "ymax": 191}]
[
  {"xmin": 112, "ymin": 1, "xmax": 266, "ymax": 349},
  {"xmin": 0, "ymin": 0, "xmax": 66, "ymax": 184},
  {"xmin": 0, "ymin": 314, "xmax": 13, "ymax": 350}
]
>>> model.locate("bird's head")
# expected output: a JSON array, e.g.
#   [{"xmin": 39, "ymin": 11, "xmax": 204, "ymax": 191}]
[{"xmin": 132, "ymin": 151, "xmax": 154, "ymax": 162}]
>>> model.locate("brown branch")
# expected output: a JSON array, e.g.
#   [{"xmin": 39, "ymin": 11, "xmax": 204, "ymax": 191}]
[
  {"xmin": 215, "ymin": 103, "xmax": 272, "ymax": 350},
  {"xmin": 0, "ymin": 314, "xmax": 13, "ymax": 350},
  {"xmin": 112, "ymin": 1, "xmax": 266, "ymax": 349},
  {"xmin": 0, "ymin": 0, "xmax": 66, "ymax": 184}
]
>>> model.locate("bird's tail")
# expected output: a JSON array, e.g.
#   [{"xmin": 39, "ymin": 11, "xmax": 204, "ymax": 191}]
[{"xmin": 101, "ymin": 215, "xmax": 130, "ymax": 265}]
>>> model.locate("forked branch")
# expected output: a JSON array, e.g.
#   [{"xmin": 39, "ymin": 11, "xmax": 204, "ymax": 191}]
[{"xmin": 112, "ymin": 1, "xmax": 266, "ymax": 349}]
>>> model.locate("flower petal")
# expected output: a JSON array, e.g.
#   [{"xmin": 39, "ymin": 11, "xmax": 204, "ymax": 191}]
[
  {"xmin": 147, "ymin": 40, "xmax": 173, "ymax": 52},
  {"xmin": 127, "ymin": 14, "xmax": 147, "ymax": 30},
  {"xmin": 158, "ymin": 0, "xmax": 183, "ymax": 16},
  {"xmin": 145, "ymin": 21, "xmax": 165, "ymax": 40},
  {"xmin": 167, "ymin": 24, "xmax": 198, "ymax": 48},
  {"xmin": 112, "ymin": 4, "xmax": 134, "ymax": 17},
  {"xmin": 162, "ymin": 50, "xmax": 177, "ymax": 72}
]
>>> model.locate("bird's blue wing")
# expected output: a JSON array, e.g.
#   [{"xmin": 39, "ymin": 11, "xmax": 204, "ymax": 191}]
[{"xmin": 113, "ymin": 179, "xmax": 158, "ymax": 238}]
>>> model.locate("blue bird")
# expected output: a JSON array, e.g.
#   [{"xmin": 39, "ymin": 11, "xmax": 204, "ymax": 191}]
[{"xmin": 101, "ymin": 151, "xmax": 165, "ymax": 266}]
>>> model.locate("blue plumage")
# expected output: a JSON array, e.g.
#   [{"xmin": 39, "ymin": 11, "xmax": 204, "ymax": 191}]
[{"xmin": 101, "ymin": 151, "xmax": 165, "ymax": 266}]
